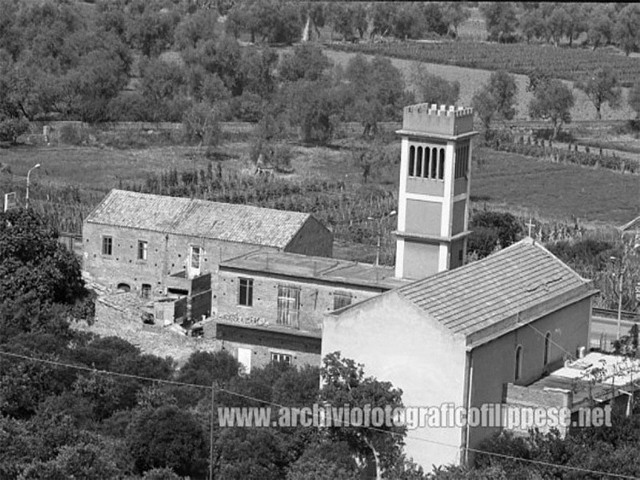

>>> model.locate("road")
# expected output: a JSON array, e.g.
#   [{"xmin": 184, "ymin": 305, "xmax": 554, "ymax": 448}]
[{"xmin": 590, "ymin": 310, "xmax": 639, "ymax": 351}]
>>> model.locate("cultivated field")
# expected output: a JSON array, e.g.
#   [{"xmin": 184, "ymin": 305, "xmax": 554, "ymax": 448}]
[
  {"xmin": 323, "ymin": 49, "xmax": 635, "ymax": 122},
  {"xmin": 1, "ymin": 131, "xmax": 637, "ymax": 235}
]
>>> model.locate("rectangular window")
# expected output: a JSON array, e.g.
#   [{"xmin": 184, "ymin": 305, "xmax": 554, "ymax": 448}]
[
  {"xmin": 141, "ymin": 283, "xmax": 151, "ymax": 299},
  {"xmin": 137, "ymin": 240, "xmax": 148, "ymax": 260},
  {"xmin": 271, "ymin": 352, "xmax": 292, "ymax": 365},
  {"xmin": 333, "ymin": 292, "xmax": 352, "ymax": 311},
  {"xmin": 277, "ymin": 285, "xmax": 300, "ymax": 327},
  {"xmin": 102, "ymin": 236, "xmax": 113, "ymax": 256},
  {"xmin": 190, "ymin": 246, "xmax": 201, "ymax": 269},
  {"xmin": 238, "ymin": 278, "xmax": 253, "ymax": 306}
]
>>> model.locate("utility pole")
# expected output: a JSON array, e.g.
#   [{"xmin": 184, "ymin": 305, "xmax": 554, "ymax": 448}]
[
  {"xmin": 368, "ymin": 210, "xmax": 396, "ymax": 267},
  {"xmin": 210, "ymin": 381, "xmax": 217, "ymax": 480}
]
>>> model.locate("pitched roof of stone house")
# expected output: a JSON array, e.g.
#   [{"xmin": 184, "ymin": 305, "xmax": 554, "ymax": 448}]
[
  {"xmin": 85, "ymin": 189, "xmax": 325, "ymax": 249},
  {"xmin": 330, "ymin": 237, "xmax": 597, "ymax": 349}
]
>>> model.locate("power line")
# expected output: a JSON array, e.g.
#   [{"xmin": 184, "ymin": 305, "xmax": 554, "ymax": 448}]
[{"xmin": 1, "ymin": 349, "xmax": 638, "ymax": 479}]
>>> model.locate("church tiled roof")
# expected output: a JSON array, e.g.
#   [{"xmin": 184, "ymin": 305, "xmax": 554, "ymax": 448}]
[
  {"xmin": 85, "ymin": 189, "xmax": 319, "ymax": 249},
  {"xmin": 396, "ymin": 237, "xmax": 596, "ymax": 347}
]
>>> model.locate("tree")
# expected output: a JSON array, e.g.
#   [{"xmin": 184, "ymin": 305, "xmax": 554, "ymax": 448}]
[
  {"xmin": 411, "ymin": 63, "xmax": 460, "ymax": 106},
  {"xmin": 126, "ymin": 8, "xmax": 179, "ymax": 57},
  {"xmin": 614, "ymin": 4, "xmax": 640, "ymax": 56},
  {"xmin": 441, "ymin": 2, "xmax": 471, "ymax": 38},
  {"xmin": 546, "ymin": 5, "xmax": 570, "ymax": 47},
  {"xmin": 19, "ymin": 441, "xmax": 124, "ymax": 480},
  {"xmin": 286, "ymin": 441, "xmax": 359, "ymax": 480},
  {"xmin": 177, "ymin": 350, "xmax": 241, "ymax": 387},
  {"xmin": 0, "ymin": 117, "xmax": 29, "ymax": 143},
  {"xmin": 563, "ymin": 4, "xmax": 588, "ymax": 47},
  {"xmin": 371, "ymin": 3, "xmax": 396, "ymax": 39},
  {"xmin": 320, "ymin": 352, "xmax": 407, "ymax": 480},
  {"xmin": 392, "ymin": 4, "xmax": 427, "ymax": 40},
  {"xmin": 278, "ymin": 43, "xmax": 330, "ymax": 83},
  {"xmin": 182, "ymin": 102, "xmax": 221, "ymax": 149},
  {"xmin": 520, "ymin": 7, "xmax": 546, "ymax": 43},
  {"xmin": 421, "ymin": 3, "xmax": 449, "ymax": 37},
  {"xmin": 471, "ymin": 211, "xmax": 523, "ymax": 250},
  {"xmin": 328, "ymin": 3, "xmax": 367, "ymax": 41},
  {"xmin": 126, "ymin": 405, "xmax": 207, "ymax": 476},
  {"xmin": 471, "ymin": 71, "xmax": 517, "ymax": 140},
  {"xmin": 480, "ymin": 2, "xmax": 518, "ymax": 43},
  {"xmin": 282, "ymin": 79, "xmax": 341, "ymax": 144},
  {"xmin": 0, "ymin": 209, "xmax": 86, "ymax": 322},
  {"xmin": 587, "ymin": 4, "xmax": 615, "ymax": 50},
  {"xmin": 529, "ymin": 79, "xmax": 574, "ymax": 139},
  {"xmin": 139, "ymin": 57, "xmax": 187, "ymax": 121},
  {"xmin": 576, "ymin": 69, "xmax": 622, "ymax": 120},
  {"xmin": 629, "ymin": 81, "xmax": 640, "ymax": 119},
  {"xmin": 173, "ymin": 10, "xmax": 218, "ymax": 51},
  {"xmin": 344, "ymin": 55, "xmax": 406, "ymax": 137}
]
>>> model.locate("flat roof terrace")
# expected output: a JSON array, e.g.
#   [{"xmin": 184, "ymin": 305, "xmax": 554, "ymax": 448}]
[
  {"xmin": 219, "ymin": 251, "xmax": 410, "ymax": 291},
  {"xmin": 527, "ymin": 352, "xmax": 640, "ymax": 411}
]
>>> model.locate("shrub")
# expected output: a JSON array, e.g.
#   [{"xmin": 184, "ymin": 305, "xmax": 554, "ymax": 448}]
[{"xmin": 0, "ymin": 118, "xmax": 30, "ymax": 143}]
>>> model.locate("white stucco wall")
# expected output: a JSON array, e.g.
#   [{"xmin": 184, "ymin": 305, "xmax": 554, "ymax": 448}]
[{"xmin": 322, "ymin": 292, "xmax": 468, "ymax": 470}]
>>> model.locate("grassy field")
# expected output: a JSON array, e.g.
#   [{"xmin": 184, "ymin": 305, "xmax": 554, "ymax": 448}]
[
  {"xmin": 323, "ymin": 48, "xmax": 635, "ymax": 122},
  {"xmin": 1, "ymin": 133, "xmax": 637, "ymax": 240},
  {"xmin": 471, "ymin": 148, "xmax": 639, "ymax": 226}
]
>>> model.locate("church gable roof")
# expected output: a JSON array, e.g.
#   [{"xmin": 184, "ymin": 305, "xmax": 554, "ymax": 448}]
[
  {"xmin": 85, "ymin": 189, "xmax": 316, "ymax": 249},
  {"xmin": 397, "ymin": 238, "xmax": 596, "ymax": 346}
]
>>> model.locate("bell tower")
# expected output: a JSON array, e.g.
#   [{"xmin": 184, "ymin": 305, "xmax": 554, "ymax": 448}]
[{"xmin": 395, "ymin": 104, "xmax": 477, "ymax": 280}]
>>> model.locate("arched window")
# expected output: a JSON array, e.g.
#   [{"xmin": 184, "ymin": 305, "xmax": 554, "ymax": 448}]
[
  {"xmin": 117, "ymin": 283, "xmax": 131, "ymax": 292},
  {"xmin": 416, "ymin": 147, "xmax": 423, "ymax": 178},
  {"xmin": 424, "ymin": 147, "xmax": 430, "ymax": 178},
  {"xmin": 515, "ymin": 345, "xmax": 523, "ymax": 381},
  {"xmin": 438, "ymin": 148, "xmax": 445, "ymax": 180},
  {"xmin": 543, "ymin": 332, "xmax": 551, "ymax": 366},
  {"xmin": 409, "ymin": 146, "xmax": 415, "ymax": 176},
  {"xmin": 431, "ymin": 147, "xmax": 438, "ymax": 178}
]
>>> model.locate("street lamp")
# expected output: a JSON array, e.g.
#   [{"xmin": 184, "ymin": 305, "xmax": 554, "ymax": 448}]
[
  {"xmin": 610, "ymin": 255, "xmax": 625, "ymax": 341},
  {"xmin": 26, "ymin": 163, "xmax": 40, "ymax": 209},
  {"xmin": 368, "ymin": 210, "xmax": 397, "ymax": 267}
]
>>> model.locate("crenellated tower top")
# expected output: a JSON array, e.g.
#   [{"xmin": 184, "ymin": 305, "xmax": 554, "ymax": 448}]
[{"xmin": 401, "ymin": 104, "xmax": 475, "ymax": 137}]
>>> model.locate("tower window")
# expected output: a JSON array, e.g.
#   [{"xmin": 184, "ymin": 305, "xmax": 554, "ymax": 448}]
[
  {"xmin": 515, "ymin": 345, "xmax": 523, "ymax": 381},
  {"xmin": 416, "ymin": 147, "xmax": 423, "ymax": 177},
  {"xmin": 424, "ymin": 147, "xmax": 430, "ymax": 178},
  {"xmin": 431, "ymin": 147, "xmax": 437, "ymax": 178},
  {"xmin": 409, "ymin": 146, "xmax": 415, "ymax": 176},
  {"xmin": 438, "ymin": 149, "xmax": 445, "ymax": 180}
]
